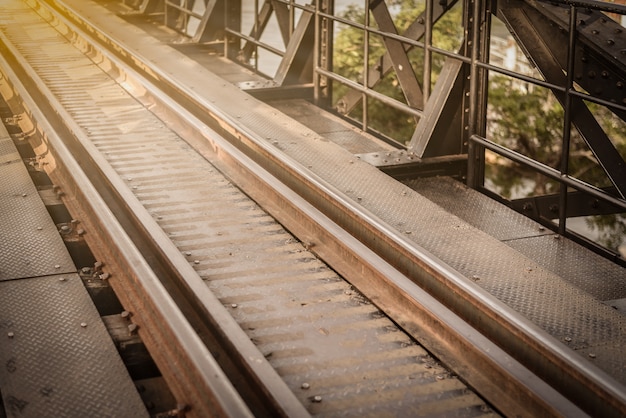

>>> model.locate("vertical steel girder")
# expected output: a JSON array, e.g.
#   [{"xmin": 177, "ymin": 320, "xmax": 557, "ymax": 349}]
[{"xmin": 497, "ymin": 0, "xmax": 626, "ymax": 198}]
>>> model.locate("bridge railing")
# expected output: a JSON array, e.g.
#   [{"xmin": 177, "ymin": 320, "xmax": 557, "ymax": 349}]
[{"xmin": 135, "ymin": 0, "xmax": 625, "ymax": 261}]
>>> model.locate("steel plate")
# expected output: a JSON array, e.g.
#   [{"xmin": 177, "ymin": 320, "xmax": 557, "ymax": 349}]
[
  {"xmin": 0, "ymin": 274, "xmax": 147, "ymax": 418},
  {"xmin": 0, "ymin": 132, "xmax": 75, "ymax": 281}
]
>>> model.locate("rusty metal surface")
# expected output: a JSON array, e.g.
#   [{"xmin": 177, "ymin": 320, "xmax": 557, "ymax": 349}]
[
  {"xmin": 0, "ymin": 273, "xmax": 148, "ymax": 418},
  {"xmin": 23, "ymin": 0, "xmax": 626, "ymax": 414},
  {"xmin": 0, "ymin": 126, "xmax": 75, "ymax": 281},
  {"xmin": 0, "ymin": 1, "xmax": 499, "ymax": 415}
]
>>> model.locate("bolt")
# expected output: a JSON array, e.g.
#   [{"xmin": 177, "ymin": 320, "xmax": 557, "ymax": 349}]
[
  {"xmin": 77, "ymin": 229, "xmax": 85, "ymax": 236},
  {"xmin": 121, "ymin": 311, "xmax": 131, "ymax": 319},
  {"xmin": 128, "ymin": 324, "xmax": 138, "ymax": 335},
  {"xmin": 99, "ymin": 273, "xmax": 110, "ymax": 280},
  {"xmin": 94, "ymin": 261, "xmax": 103, "ymax": 271},
  {"xmin": 60, "ymin": 225, "xmax": 70, "ymax": 233},
  {"xmin": 564, "ymin": 336, "xmax": 572, "ymax": 342}
]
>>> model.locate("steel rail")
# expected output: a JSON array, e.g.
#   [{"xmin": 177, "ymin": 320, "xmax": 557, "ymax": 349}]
[
  {"xmin": 35, "ymin": 1, "xmax": 626, "ymax": 416},
  {"xmin": 0, "ymin": 39, "xmax": 254, "ymax": 418},
  {"xmin": 3, "ymin": 1, "xmax": 584, "ymax": 415},
  {"xmin": 37, "ymin": 0, "xmax": 626, "ymax": 416},
  {"xmin": 0, "ymin": 5, "xmax": 311, "ymax": 417},
  {"xmin": 19, "ymin": 2, "xmax": 624, "ymax": 414}
]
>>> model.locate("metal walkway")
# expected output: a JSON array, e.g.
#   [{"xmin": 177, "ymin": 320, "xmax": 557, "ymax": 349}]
[{"xmin": 0, "ymin": 109, "xmax": 147, "ymax": 417}]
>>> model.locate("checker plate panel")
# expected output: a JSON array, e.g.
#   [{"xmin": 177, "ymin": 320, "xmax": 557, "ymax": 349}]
[
  {"xmin": 0, "ymin": 135, "xmax": 75, "ymax": 281},
  {"xmin": 0, "ymin": 274, "xmax": 147, "ymax": 418}
]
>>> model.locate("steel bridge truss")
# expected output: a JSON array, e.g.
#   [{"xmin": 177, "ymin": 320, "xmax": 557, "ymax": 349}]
[{"xmin": 129, "ymin": 0, "xmax": 626, "ymax": 260}]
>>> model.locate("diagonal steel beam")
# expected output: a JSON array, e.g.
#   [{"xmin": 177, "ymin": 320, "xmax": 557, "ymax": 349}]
[
  {"xmin": 369, "ymin": 0, "xmax": 424, "ymax": 110},
  {"xmin": 336, "ymin": 0, "xmax": 458, "ymax": 115},
  {"xmin": 497, "ymin": 2, "xmax": 626, "ymax": 198},
  {"xmin": 409, "ymin": 57, "xmax": 466, "ymax": 157},
  {"xmin": 274, "ymin": 8, "xmax": 315, "ymax": 85}
]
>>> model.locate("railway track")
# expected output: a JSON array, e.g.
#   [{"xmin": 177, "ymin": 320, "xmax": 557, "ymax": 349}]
[{"xmin": 0, "ymin": 0, "xmax": 624, "ymax": 416}]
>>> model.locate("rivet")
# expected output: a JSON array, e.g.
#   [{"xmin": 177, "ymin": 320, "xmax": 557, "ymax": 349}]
[
  {"xmin": 185, "ymin": 251, "xmax": 192, "ymax": 256},
  {"xmin": 564, "ymin": 336, "xmax": 572, "ymax": 342},
  {"xmin": 121, "ymin": 311, "xmax": 131, "ymax": 319},
  {"xmin": 538, "ymin": 226, "xmax": 545, "ymax": 232},
  {"xmin": 77, "ymin": 229, "xmax": 85, "ymax": 235},
  {"xmin": 8, "ymin": 332, "xmax": 14, "ymax": 338},
  {"xmin": 80, "ymin": 322, "xmax": 87, "ymax": 328},
  {"xmin": 99, "ymin": 273, "xmax": 110, "ymax": 280},
  {"xmin": 301, "ymin": 382, "xmax": 310, "ymax": 390},
  {"xmin": 55, "ymin": 265, "xmax": 61, "ymax": 269},
  {"xmin": 601, "ymin": 71, "xmax": 609, "ymax": 78},
  {"xmin": 59, "ymin": 277, "xmax": 66, "ymax": 281},
  {"xmin": 36, "ymin": 226, "xmax": 42, "ymax": 230},
  {"xmin": 193, "ymin": 260, "xmax": 200, "ymax": 264},
  {"xmin": 588, "ymin": 71, "xmax": 596, "ymax": 79},
  {"xmin": 128, "ymin": 324, "xmax": 138, "ymax": 335},
  {"xmin": 231, "ymin": 303, "xmax": 238, "ymax": 308},
  {"xmin": 312, "ymin": 395, "xmax": 322, "ymax": 403},
  {"xmin": 607, "ymin": 39, "xmax": 615, "ymax": 46},
  {"xmin": 588, "ymin": 353, "xmax": 596, "ymax": 359}
]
